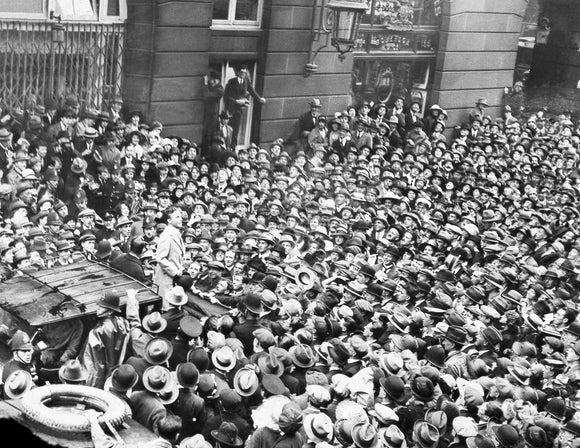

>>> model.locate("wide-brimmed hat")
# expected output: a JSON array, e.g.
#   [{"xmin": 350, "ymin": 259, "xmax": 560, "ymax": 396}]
[
  {"xmin": 157, "ymin": 379, "xmax": 179, "ymax": 405},
  {"xmin": 142, "ymin": 312, "xmax": 168, "ymax": 334},
  {"xmin": 166, "ymin": 285, "xmax": 188, "ymax": 307},
  {"xmin": 4, "ymin": 370, "xmax": 33, "ymax": 399},
  {"xmin": 379, "ymin": 425, "xmax": 407, "ymax": 448},
  {"xmin": 144, "ymin": 337, "xmax": 173, "ymax": 365},
  {"xmin": 379, "ymin": 375, "xmax": 408, "ymax": 404},
  {"xmin": 289, "ymin": 344, "xmax": 317, "ymax": 369},
  {"xmin": 444, "ymin": 325, "xmax": 467, "ymax": 345},
  {"xmin": 211, "ymin": 346, "xmax": 237, "ymax": 372},
  {"xmin": 257, "ymin": 353, "xmax": 284, "ymax": 376},
  {"xmin": 58, "ymin": 359, "xmax": 88, "ymax": 383},
  {"xmin": 490, "ymin": 423, "xmax": 519, "ymax": 448},
  {"xmin": 211, "ymin": 422, "xmax": 243, "ymax": 447},
  {"xmin": 379, "ymin": 352, "xmax": 404, "ymax": 376},
  {"xmin": 351, "ymin": 421, "xmax": 379, "ymax": 448},
  {"xmin": 233, "ymin": 366, "xmax": 259, "ymax": 397},
  {"xmin": 303, "ymin": 413, "xmax": 333, "ymax": 443},
  {"xmin": 413, "ymin": 420, "xmax": 439, "ymax": 448},
  {"xmin": 142, "ymin": 365, "xmax": 173, "ymax": 393},
  {"xmin": 70, "ymin": 157, "xmax": 88, "ymax": 174}
]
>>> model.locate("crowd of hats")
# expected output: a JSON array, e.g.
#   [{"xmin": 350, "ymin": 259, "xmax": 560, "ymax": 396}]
[{"xmin": 2, "ymin": 94, "xmax": 580, "ymax": 447}]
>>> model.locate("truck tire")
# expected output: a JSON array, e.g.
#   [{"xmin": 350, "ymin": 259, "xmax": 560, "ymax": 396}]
[{"xmin": 20, "ymin": 384, "xmax": 128, "ymax": 433}]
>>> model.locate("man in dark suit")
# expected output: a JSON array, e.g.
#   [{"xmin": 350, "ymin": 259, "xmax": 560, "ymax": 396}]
[
  {"xmin": 351, "ymin": 117, "xmax": 373, "ymax": 150},
  {"xmin": 223, "ymin": 63, "xmax": 266, "ymax": 148},
  {"xmin": 110, "ymin": 237, "xmax": 148, "ymax": 283},
  {"xmin": 233, "ymin": 293, "xmax": 266, "ymax": 357},
  {"xmin": 214, "ymin": 110, "xmax": 234, "ymax": 150},
  {"xmin": 203, "ymin": 69, "xmax": 224, "ymax": 147},
  {"xmin": 294, "ymin": 97, "xmax": 322, "ymax": 151}
]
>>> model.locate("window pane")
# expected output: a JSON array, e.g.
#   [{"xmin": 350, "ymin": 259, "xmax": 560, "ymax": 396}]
[
  {"xmin": 235, "ymin": 0, "xmax": 258, "ymax": 21},
  {"xmin": 213, "ymin": 0, "xmax": 229, "ymax": 20},
  {"xmin": 107, "ymin": 0, "xmax": 120, "ymax": 16},
  {"xmin": 0, "ymin": 0, "xmax": 43, "ymax": 14},
  {"xmin": 56, "ymin": 0, "xmax": 96, "ymax": 17}
]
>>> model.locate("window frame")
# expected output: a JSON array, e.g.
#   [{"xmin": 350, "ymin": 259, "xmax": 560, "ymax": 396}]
[
  {"xmin": 0, "ymin": 0, "xmax": 126, "ymax": 22},
  {"xmin": 211, "ymin": 60, "xmax": 258, "ymax": 150},
  {"xmin": 211, "ymin": 0, "xmax": 264, "ymax": 30},
  {"xmin": 0, "ymin": 0, "xmax": 50, "ymax": 19}
]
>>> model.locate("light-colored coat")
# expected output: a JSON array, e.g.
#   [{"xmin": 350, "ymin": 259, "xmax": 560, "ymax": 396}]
[{"xmin": 153, "ymin": 224, "xmax": 184, "ymax": 309}]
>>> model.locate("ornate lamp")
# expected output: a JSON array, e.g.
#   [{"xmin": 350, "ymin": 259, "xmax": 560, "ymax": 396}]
[{"xmin": 305, "ymin": 0, "xmax": 367, "ymax": 76}]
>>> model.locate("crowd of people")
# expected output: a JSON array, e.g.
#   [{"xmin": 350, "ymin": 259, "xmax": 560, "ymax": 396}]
[{"xmin": 0, "ymin": 89, "xmax": 579, "ymax": 448}]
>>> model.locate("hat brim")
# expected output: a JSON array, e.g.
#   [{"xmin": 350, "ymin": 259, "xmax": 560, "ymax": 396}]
[
  {"xmin": 142, "ymin": 369, "xmax": 172, "ymax": 394},
  {"xmin": 211, "ymin": 430, "xmax": 243, "ymax": 447},
  {"xmin": 108, "ymin": 368, "xmax": 139, "ymax": 393},
  {"xmin": 4, "ymin": 371, "xmax": 33, "ymax": 399},
  {"xmin": 211, "ymin": 352, "xmax": 237, "ymax": 372},
  {"xmin": 98, "ymin": 301, "xmax": 121, "ymax": 313},
  {"xmin": 157, "ymin": 381, "xmax": 179, "ymax": 405},
  {"xmin": 144, "ymin": 339, "xmax": 174, "ymax": 365},
  {"xmin": 142, "ymin": 318, "xmax": 168, "ymax": 334}
]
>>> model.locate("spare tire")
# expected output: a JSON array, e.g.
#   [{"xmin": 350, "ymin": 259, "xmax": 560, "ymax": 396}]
[{"xmin": 20, "ymin": 384, "xmax": 128, "ymax": 434}]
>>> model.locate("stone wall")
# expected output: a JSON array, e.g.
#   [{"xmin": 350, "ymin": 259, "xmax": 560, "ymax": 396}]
[
  {"xmin": 257, "ymin": 0, "xmax": 353, "ymax": 145},
  {"xmin": 431, "ymin": 0, "xmax": 529, "ymax": 127},
  {"xmin": 124, "ymin": 0, "xmax": 212, "ymax": 140}
]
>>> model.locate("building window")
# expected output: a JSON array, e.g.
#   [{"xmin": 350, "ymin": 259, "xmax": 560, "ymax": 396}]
[
  {"xmin": 212, "ymin": 0, "xmax": 263, "ymax": 28},
  {"xmin": 0, "ymin": 0, "xmax": 48, "ymax": 19},
  {"xmin": 0, "ymin": 0, "xmax": 126, "ymax": 21},
  {"xmin": 209, "ymin": 60, "xmax": 258, "ymax": 149},
  {"xmin": 352, "ymin": 58, "xmax": 432, "ymax": 113}
]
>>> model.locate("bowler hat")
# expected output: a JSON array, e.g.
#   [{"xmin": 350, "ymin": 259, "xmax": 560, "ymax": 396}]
[
  {"xmin": 243, "ymin": 293, "xmax": 264, "ymax": 314},
  {"xmin": 176, "ymin": 362, "xmax": 199, "ymax": 389},
  {"xmin": 109, "ymin": 364, "xmax": 139, "ymax": 392},
  {"xmin": 491, "ymin": 424, "xmax": 519, "ymax": 448},
  {"xmin": 97, "ymin": 291, "xmax": 121, "ymax": 313},
  {"xmin": 212, "ymin": 422, "xmax": 243, "ymax": 447},
  {"xmin": 379, "ymin": 375, "xmax": 408, "ymax": 404}
]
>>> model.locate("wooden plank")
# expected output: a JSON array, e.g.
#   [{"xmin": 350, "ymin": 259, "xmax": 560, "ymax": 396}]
[
  {"xmin": 0, "ymin": 283, "xmax": 54, "ymax": 308},
  {"xmin": 0, "ymin": 259, "xmax": 162, "ymax": 326},
  {"xmin": 32, "ymin": 260, "xmax": 93, "ymax": 278},
  {"xmin": 28, "ymin": 289, "xmax": 161, "ymax": 326},
  {"xmin": 9, "ymin": 292, "xmax": 68, "ymax": 325},
  {"xmin": 54, "ymin": 273, "xmax": 129, "ymax": 294},
  {"xmin": 33, "ymin": 263, "xmax": 111, "ymax": 283}
]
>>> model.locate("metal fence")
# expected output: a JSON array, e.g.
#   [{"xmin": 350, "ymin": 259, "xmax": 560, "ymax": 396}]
[{"xmin": 0, "ymin": 20, "xmax": 124, "ymax": 111}]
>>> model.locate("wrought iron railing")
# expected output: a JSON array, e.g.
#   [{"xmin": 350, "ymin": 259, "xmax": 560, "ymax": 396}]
[{"xmin": 0, "ymin": 20, "xmax": 124, "ymax": 111}]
